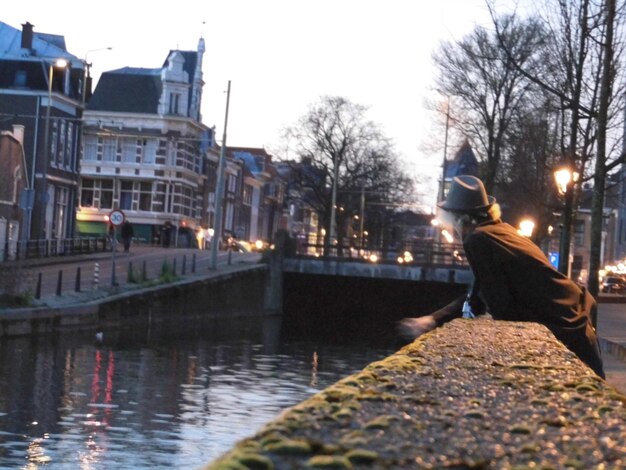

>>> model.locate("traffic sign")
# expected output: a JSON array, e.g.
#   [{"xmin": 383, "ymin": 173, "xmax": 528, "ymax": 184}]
[{"xmin": 108, "ymin": 209, "xmax": 125, "ymax": 226}]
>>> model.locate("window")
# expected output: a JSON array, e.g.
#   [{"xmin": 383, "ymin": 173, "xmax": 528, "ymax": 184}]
[
  {"xmin": 100, "ymin": 180, "xmax": 113, "ymax": 209},
  {"xmin": 54, "ymin": 186, "xmax": 69, "ymax": 238},
  {"xmin": 102, "ymin": 137, "xmax": 116, "ymax": 162},
  {"xmin": 574, "ymin": 220, "xmax": 585, "ymax": 246},
  {"xmin": 120, "ymin": 180, "xmax": 133, "ymax": 210},
  {"xmin": 139, "ymin": 182, "xmax": 152, "ymax": 211},
  {"xmin": 169, "ymin": 92, "xmax": 180, "ymax": 114},
  {"xmin": 143, "ymin": 139, "xmax": 157, "ymax": 164},
  {"xmin": 243, "ymin": 184, "xmax": 252, "ymax": 205},
  {"xmin": 65, "ymin": 122, "xmax": 73, "ymax": 167},
  {"xmin": 181, "ymin": 186, "xmax": 193, "ymax": 216},
  {"xmin": 50, "ymin": 120, "xmax": 58, "ymax": 164},
  {"xmin": 58, "ymin": 120, "xmax": 66, "ymax": 166},
  {"xmin": 227, "ymin": 174, "xmax": 237, "ymax": 195},
  {"xmin": 122, "ymin": 138, "xmax": 137, "ymax": 163},
  {"xmin": 80, "ymin": 178, "xmax": 96, "ymax": 207},
  {"xmin": 83, "ymin": 135, "xmax": 98, "ymax": 161},
  {"xmin": 14, "ymin": 70, "xmax": 27, "ymax": 87}
]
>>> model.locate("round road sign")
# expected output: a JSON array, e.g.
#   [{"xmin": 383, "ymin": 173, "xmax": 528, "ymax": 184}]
[{"xmin": 108, "ymin": 209, "xmax": 125, "ymax": 226}]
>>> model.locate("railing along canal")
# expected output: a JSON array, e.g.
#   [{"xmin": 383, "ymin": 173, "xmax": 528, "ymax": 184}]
[
  {"xmin": 2, "ymin": 237, "xmax": 110, "ymax": 262},
  {"xmin": 295, "ymin": 240, "xmax": 469, "ymax": 268}
]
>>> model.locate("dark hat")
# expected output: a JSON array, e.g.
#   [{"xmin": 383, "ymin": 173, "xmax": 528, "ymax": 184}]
[{"xmin": 437, "ymin": 175, "xmax": 495, "ymax": 213}]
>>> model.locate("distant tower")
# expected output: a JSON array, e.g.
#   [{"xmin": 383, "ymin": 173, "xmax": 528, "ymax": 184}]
[
  {"xmin": 190, "ymin": 37, "xmax": 205, "ymax": 122},
  {"xmin": 439, "ymin": 139, "xmax": 480, "ymax": 200}
]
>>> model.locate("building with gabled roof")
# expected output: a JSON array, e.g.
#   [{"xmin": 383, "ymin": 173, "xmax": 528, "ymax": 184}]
[
  {"xmin": 0, "ymin": 21, "xmax": 84, "ymax": 242},
  {"xmin": 78, "ymin": 38, "xmax": 212, "ymax": 247},
  {"xmin": 228, "ymin": 147, "xmax": 285, "ymax": 243}
]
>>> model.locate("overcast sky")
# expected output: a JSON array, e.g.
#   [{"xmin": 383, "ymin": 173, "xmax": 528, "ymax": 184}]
[{"xmin": 4, "ymin": 0, "xmax": 524, "ymax": 210}]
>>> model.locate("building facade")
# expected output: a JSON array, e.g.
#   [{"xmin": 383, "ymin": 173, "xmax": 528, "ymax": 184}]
[
  {"xmin": 228, "ymin": 147, "xmax": 285, "ymax": 244},
  {"xmin": 78, "ymin": 39, "xmax": 212, "ymax": 247},
  {"xmin": 0, "ymin": 21, "xmax": 84, "ymax": 242},
  {"xmin": 0, "ymin": 125, "xmax": 28, "ymax": 259}
]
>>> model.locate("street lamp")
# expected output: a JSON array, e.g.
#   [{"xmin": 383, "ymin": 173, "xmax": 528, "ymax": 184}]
[
  {"xmin": 36, "ymin": 58, "xmax": 67, "ymax": 240},
  {"xmin": 518, "ymin": 218, "xmax": 535, "ymax": 238},
  {"xmin": 553, "ymin": 163, "xmax": 579, "ymax": 276},
  {"xmin": 82, "ymin": 47, "xmax": 112, "ymax": 104}
]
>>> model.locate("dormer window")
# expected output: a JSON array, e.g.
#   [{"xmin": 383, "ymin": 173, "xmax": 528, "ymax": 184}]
[
  {"xmin": 169, "ymin": 92, "xmax": 180, "ymax": 115},
  {"xmin": 14, "ymin": 70, "xmax": 27, "ymax": 87}
]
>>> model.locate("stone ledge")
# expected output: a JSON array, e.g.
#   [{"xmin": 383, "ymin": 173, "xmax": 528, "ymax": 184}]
[{"xmin": 205, "ymin": 318, "xmax": 626, "ymax": 469}]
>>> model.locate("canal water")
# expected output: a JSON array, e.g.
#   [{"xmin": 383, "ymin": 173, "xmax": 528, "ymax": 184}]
[{"xmin": 0, "ymin": 315, "xmax": 398, "ymax": 469}]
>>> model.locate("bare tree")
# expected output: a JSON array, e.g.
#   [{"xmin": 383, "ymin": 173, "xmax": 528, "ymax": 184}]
[
  {"xmin": 432, "ymin": 15, "xmax": 545, "ymax": 192},
  {"xmin": 491, "ymin": 0, "xmax": 626, "ymax": 299},
  {"xmin": 280, "ymin": 96, "xmax": 414, "ymax": 251},
  {"xmin": 589, "ymin": 0, "xmax": 618, "ymax": 301}
]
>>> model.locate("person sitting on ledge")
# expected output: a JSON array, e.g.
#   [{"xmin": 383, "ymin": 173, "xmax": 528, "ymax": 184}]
[{"xmin": 398, "ymin": 175, "xmax": 605, "ymax": 378}]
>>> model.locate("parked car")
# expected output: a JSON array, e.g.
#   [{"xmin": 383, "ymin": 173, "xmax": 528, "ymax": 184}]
[{"xmin": 601, "ymin": 276, "xmax": 626, "ymax": 294}]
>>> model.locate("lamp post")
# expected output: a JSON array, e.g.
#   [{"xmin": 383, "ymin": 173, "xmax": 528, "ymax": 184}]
[
  {"xmin": 82, "ymin": 47, "xmax": 112, "ymax": 104},
  {"xmin": 209, "ymin": 80, "xmax": 231, "ymax": 270},
  {"xmin": 554, "ymin": 164, "xmax": 579, "ymax": 276},
  {"xmin": 37, "ymin": 58, "xmax": 67, "ymax": 240},
  {"xmin": 329, "ymin": 155, "xmax": 339, "ymax": 251}
]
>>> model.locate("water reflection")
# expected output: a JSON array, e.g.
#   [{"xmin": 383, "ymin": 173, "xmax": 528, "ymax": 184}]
[{"xmin": 0, "ymin": 315, "xmax": 396, "ymax": 469}]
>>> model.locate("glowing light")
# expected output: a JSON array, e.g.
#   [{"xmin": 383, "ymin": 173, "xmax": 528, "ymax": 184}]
[
  {"xmin": 441, "ymin": 229, "xmax": 454, "ymax": 243},
  {"xmin": 369, "ymin": 254, "xmax": 378, "ymax": 263},
  {"xmin": 554, "ymin": 166, "xmax": 579, "ymax": 195},
  {"xmin": 397, "ymin": 256, "xmax": 404, "ymax": 264},
  {"xmin": 255, "ymin": 240, "xmax": 264, "ymax": 250},
  {"xmin": 431, "ymin": 218, "xmax": 440, "ymax": 226},
  {"xmin": 518, "ymin": 219, "xmax": 535, "ymax": 238}
]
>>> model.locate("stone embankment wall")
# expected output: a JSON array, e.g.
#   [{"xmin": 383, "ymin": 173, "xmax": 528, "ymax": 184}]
[
  {"xmin": 206, "ymin": 318, "xmax": 626, "ymax": 469},
  {"xmin": 0, "ymin": 265, "xmax": 269, "ymax": 336}
]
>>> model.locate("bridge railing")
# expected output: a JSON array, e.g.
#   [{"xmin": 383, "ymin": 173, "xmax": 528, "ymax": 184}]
[{"xmin": 295, "ymin": 240, "xmax": 469, "ymax": 268}]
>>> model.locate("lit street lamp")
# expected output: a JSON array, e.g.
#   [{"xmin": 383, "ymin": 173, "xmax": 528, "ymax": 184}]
[
  {"xmin": 553, "ymin": 163, "xmax": 579, "ymax": 276},
  {"xmin": 518, "ymin": 218, "xmax": 535, "ymax": 238}
]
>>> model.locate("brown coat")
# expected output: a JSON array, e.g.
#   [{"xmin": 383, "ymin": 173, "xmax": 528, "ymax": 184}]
[{"xmin": 432, "ymin": 220, "xmax": 604, "ymax": 378}]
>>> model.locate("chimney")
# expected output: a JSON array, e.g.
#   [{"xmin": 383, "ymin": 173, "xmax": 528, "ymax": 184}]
[
  {"xmin": 12, "ymin": 125, "xmax": 25, "ymax": 146},
  {"xmin": 21, "ymin": 22, "xmax": 34, "ymax": 50}
]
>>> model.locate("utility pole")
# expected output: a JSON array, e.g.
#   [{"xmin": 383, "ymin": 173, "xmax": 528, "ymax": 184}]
[
  {"xmin": 438, "ymin": 99, "xmax": 450, "ymax": 204},
  {"xmin": 209, "ymin": 80, "xmax": 231, "ymax": 270},
  {"xmin": 359, "ymin": 185, "xmax": 365, "ymax": 248},
  {"xmin": 329, "ymin": 154, "xmax": 339, "ymax": 250}
]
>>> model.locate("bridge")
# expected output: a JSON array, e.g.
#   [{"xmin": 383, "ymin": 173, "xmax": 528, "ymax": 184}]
[{"xmin": 284, "ymin": 240, "xmax": 473, "ymax": 284}]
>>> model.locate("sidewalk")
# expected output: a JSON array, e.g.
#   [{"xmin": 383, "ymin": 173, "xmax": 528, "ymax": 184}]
[
  {"xmin": 0, "ymin": 245, "xmax": 263, "ymax": 307},
  {"xmin": 598, "ymin": 302, "xmax": 626, "ymax": 392}
]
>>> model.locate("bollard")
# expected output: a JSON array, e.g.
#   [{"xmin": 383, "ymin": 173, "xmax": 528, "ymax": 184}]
[
  {"xmin": 142, "ymin": 260, "xmax": 147, "ymax": 282},
  {"xmin": 56, "ymin": 270, "xmax": 63, "ymax": 296},
  {"xmin": 182, "ymin": 255, "xmax": 187, "ymax": 275},
  {"xmin": 93, "ymin": 262, "xmax": 100, "ymax": 290},
  {"xmin": 172, "ymin": 258, "xmax": 177, "ymax": 276},
  {"xmin": 35, "ymin": 272, "xmax": 42, "ymax": 299},
  {"xmin": 228, "ymin": 247, "xmax": 232, "ymax": 265},
  {"xmin": 75, "ymin": 267, "xmax": 81, "ymax": 292},
  {"xmin": 192, "ymin": 253, "xmax": 196, "ymax": 273},
  {"xmin": 127, "ymin": 261, "xmax": 133, "ymax": 283}
]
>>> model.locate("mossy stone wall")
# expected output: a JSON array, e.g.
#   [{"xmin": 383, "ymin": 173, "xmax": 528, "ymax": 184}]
[{"xmin": 206, "ymin": 318, "xmax": 626, "ymax": 469}]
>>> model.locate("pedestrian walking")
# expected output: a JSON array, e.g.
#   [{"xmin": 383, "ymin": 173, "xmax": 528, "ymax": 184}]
[{"xmin": 121, "ymin": 220, "xmax": 134, "ymax": 253}]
